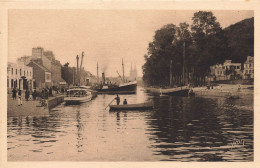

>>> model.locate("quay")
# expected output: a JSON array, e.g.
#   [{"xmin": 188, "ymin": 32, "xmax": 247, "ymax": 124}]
[
  {"xmin": 192, "ymin": 84, "xmax": 253, "ymax": 99},
  {"xmin": 7, "ymin": 92, "xmax": 64, "ymax": 118}
]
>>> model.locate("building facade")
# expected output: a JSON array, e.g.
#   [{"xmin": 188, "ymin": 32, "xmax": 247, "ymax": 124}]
[
  {"xmin": 243, "ymin": 56, "xmax": 254, "ymax": 79},
  {"xmin": 210, "ymin": 60, "xmax": 242, "ymax": 81},
  {"xmin": 7, "ymin": 62, "xmax": 34, "ymax": 90},
  {"xmin": 17, "ymin": 47, "xmax": 65, "ymax": 87},
  {"xmin": 27, "ymin": 61, "xmax": 52, "ymax": 88}
]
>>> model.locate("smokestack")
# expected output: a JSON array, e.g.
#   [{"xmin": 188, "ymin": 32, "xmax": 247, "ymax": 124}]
[{"xmin": 102, "ymin": 72, "xmax": 105, "ymax": 84}]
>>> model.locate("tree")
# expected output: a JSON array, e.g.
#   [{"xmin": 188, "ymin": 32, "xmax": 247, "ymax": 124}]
[
  {"xmin": 143, "ymin": 24, "xmax": 179, "ymax": 86},
  {"xmin": 61, "ymin": 63, "xmax": 74, "ymax": 85},
  {"xmin": 191, "ymin": 11, "xmax": 228, "ymax": 84}
]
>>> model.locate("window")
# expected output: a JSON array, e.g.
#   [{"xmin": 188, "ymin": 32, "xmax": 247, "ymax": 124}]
[
  {"xmin": 30, "ymin": 71, "xmax": 31, "ymax": 76},
  {"xmin": 20, "ymin": 69, "xmax": 21, "ymax": 75},
  {"xmin": 16, "ymin": 69, "xmax": 17, "ymax": 75},
  {"xmin": 24, "ymin": 70, "xmax": 25, "ymax": 76},
  {"xmin": 11, "ymin": 68, "xmax": 13, "ymax": 75},
  {"xmin": 27, "ymin": 71, "xmax": 28, "ymax": 76},
  {"xmin": 237, "ymin": 66, "xmax": 239, "ymax": 69},
  {"xmin": 11, "ymin": 79, "xmax": 13, "ymax": 88},
  {"xmin": 7, "ymin": 79, "xmax": 9, "ymax": 88}
]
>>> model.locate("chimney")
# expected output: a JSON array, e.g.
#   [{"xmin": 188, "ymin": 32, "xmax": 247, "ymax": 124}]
[{"xmin": 102, "ymin": 72, "xmax": 106, "ymax": 84}]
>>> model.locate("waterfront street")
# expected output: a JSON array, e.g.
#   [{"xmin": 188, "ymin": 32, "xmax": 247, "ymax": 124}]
[{"xmin": 7, "ymin": 93, "xmax": 48, "ymax": 118}]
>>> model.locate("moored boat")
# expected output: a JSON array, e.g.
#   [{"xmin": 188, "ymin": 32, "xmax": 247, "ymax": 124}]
[
  {"xmin": 64, "ymin": 87, "xmax": 93, "ymax": 105},
  {"xmin": 109, "ymin": 102, "xmax": 153, "ymax": 111},
  {"xmin": 98, "ymin": 81, "xmax": 137, "ymax": 94}
]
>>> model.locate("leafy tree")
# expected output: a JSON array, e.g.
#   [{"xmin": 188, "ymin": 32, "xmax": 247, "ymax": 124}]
[
  {"xmin": 143, "ymin": 24, "xmax": 178, "ymax": 86},
  {"xmin": 191, "ymin": 11, "xmax": 229, "ymax": 84}
]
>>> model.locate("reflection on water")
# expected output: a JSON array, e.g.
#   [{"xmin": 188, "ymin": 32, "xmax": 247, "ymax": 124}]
[{"xmin": 7, "ymin": 87, "xmax": 253, "ymax": 161}]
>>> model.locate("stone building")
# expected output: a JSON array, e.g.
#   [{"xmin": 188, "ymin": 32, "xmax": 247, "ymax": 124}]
[
  {"xmin": 243, "ymin": 56, "xmax": 254, "ymax": 79},
  {"xmin": 7, "ymin": 62, "xmax": 34, "ymax": 90}
]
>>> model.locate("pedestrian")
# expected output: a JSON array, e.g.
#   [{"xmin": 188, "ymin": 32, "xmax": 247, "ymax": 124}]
[
  {"xmin": 29, "ymin": 90, "xmax": 33, "ymax": 100},
  {"xmin": 49, "ymin": 87, "xmax": 53, "ymax": 97},
  {"xmin": 123, "ymin": 99, "xmax": 127, "ymax": 105},
  {"xmin": 32, "ymin": 89, "xmax": 37, "ymax": 100},
  {"xmin": 238, "ymin": 85, "xmax": 241, "ymax": 92},
  {"xmin": 25, "ymin": 89, "xmax": 29, "ymax": 101},
  {"xmin": 12, "ymin": 88, "xmax": 17, "ymax": 100},
  {"xmin": 115, "ymin": 94, "xmax": 120, "ymax": 105},
  {"xmin": 18, "ymin": 89, "xmax": 22, "ymax": 106}
]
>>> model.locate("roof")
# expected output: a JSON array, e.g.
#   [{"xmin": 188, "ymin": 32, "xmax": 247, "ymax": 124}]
[{"xmin": 29, "ymin": 60, "xmax": 50, "ymax": 72}]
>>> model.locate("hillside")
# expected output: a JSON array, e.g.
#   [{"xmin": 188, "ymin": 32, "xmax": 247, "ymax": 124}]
[{"xmin": 224, "ymin": 17, "xmax": 254, "ymax": 63}]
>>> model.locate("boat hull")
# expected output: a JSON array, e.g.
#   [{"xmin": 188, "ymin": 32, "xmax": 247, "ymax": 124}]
[
  {"xmin": 98, "ymin": 82, "xmax": 137, "ymax": 94},
  {"xmin": 64, "ymin": 97, "xmax": 92, "ymax": 105},
  {"xmin": 109, "ymin": 102, "xmax": 153, "ymax": 111},
  {"xmin": 146, "ymin": 86, "xmax": 189, "ymax": 96}
]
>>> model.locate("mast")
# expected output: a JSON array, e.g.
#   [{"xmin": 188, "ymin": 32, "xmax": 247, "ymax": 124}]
[
  {"xmin": 97, "ymin": 62, "xmax": 99, "ymax": 84},
  {"xmin": 122, "ymin": 58, "xmax": 125, "ymax": 83},
  {"xmin": 76, "ymin": 55, "xmax": 79, "ymax": 86},
  {"xmin": 182, "ymin": 42, "xmax": 186, "ymax": 86},
  {"xmin": 73, "ymin": 67, "xmax": 75, "ymax": 86},
  {"xmin": 170, "ymin": 60, "xmax": 173, "ymax": 87},
  {"xmin": 80, "ymin": 51, "xmax": 84, "ymax": 86}
]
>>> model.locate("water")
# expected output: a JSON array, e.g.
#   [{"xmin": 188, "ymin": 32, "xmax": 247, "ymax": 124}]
[{"xmin": 7, "ymin": 87, "xmax": 253, "ymax": 161}]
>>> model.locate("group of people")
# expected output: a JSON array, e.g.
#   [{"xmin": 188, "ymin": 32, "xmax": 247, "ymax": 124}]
[
  {"xmin": 11, "ymin": 86, "xmax": 58, "ymax": 106},
  {"xmin": 115, "ymin": 94, "xmax": 127, "ymax": 105},
  {"xmin": 12, "ymin": 88, "xmax": 37, "ymax": 106}
]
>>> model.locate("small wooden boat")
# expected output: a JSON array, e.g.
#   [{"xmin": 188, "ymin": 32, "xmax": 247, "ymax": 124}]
[{"xmin": 109, "ymin": 102, "xmax": 154, "ymax": 111}]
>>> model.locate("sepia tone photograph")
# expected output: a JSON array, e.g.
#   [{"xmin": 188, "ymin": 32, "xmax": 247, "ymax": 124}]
[{"xmin": 3, "ymin": 7, "xmax": 255, "ymax": 163}]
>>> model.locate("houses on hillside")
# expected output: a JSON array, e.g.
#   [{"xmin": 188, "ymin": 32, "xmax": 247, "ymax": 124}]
[{"xmin": 209, "ymin": 56, "xmax": 254, "ymax": 81}]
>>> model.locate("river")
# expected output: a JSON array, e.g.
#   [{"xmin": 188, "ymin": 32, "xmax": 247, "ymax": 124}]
[{"xmin": 7, "ymin": 87, "xmax": 253, "ymax": 161}]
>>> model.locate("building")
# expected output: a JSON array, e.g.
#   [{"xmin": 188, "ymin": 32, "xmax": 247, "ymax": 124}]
[
  {"xmin": 243, "ymin": 56, "xmax": 254, "ymax": 79},
  {"xmin": 223, "ymin": 60, "xmax": 242, "ymax": 75},
  {"xmin": 32, "ymin": 47, "xmax": 44, "ymax": 59},
  {"xmin": 27, "ymin": 61, "xmax": 52, "ymax": 88},
  {"xmin": 210, "ymin": 60, "xmax": 242, "ymax": 81},
  {"xmin": 17, "ymin": 47, "xmax": 66, "ymax": 87},
  {"xmin": 7, "ymin": 62, "xmax": 34, "ymax": 90}
]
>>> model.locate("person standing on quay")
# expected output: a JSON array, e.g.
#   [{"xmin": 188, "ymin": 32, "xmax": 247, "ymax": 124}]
[
  {"xmin": 32, "ymin": 89, "xmax": 37, "ymax": 100},
  {"xmin": 12, "ymin": 88, "xmax": 17, "ymax": 100},
  {"xmin": 18, "ymin": 89, "xmax": 22, "ymax": 106},
  {"xmin": 25, "ymin": 89, "xmax": 29, "ymax": 101}
]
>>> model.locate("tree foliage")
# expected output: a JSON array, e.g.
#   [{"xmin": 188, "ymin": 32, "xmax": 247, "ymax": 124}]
[{"xmin": 143, "ymin": 11, "xmax": 239, "ymax": 86}]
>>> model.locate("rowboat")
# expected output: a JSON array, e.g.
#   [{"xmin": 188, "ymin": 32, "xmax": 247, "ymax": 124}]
[{"xmin": 109, "ymin": 102, "xmax": 153, "ymax": 111}]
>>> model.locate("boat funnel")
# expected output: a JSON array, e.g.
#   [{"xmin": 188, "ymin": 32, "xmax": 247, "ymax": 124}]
[{"xmin": 102, "ymin": 72, "xmax": 106, "ymax": 84}]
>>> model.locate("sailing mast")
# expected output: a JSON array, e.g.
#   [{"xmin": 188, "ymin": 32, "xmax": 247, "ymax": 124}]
[
  {"xmin": 76, "ymin": 55, "xmax": 79, "ymax": 86},
  {"xmin": 182, "ymin": 42, "xmax": 186, "ymax": 86},
  {"xmin": 122, "ymin": 58, "xmax": 125, "ymax": 83},
  {"xmin": 170, "ymin": 60, "xmax": 173, "ymax": 87},
  {"xmin": 80, "ymin": 51, "xmax": 84, "ymax": 86},
  {"xmin": 97, "ymin": 62, "xmax": 99, "ymax": 84}
]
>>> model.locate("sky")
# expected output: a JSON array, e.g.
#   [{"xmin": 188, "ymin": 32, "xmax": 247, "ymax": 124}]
[{"xmin": 8, "ymin": 10, "xmax": 253, "ymax": 77}]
